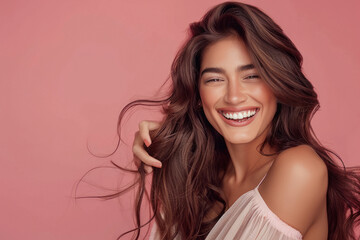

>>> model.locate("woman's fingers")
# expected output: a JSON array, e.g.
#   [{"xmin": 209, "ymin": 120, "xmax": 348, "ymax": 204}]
[
  {"xmin": 139, "ymin": 120, "xmax": 161, "ymax": 147},
  {"xmin": 133, "ymin": 130, "xmax": 162, "ymax": 169},
  {"xmin": 134, "ymin": 155, "xmax": 154, "ymax": 173}
]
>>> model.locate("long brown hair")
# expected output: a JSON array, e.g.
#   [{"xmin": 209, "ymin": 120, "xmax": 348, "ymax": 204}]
[{"xmin": 85, "ymin": 2, "xmax": 360, "ymax": 239}]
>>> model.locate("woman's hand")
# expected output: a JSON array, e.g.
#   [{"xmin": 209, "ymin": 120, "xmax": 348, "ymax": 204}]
[{"xmin": 133, "ymin": 120, "xmax": 162, "ymax": 173}]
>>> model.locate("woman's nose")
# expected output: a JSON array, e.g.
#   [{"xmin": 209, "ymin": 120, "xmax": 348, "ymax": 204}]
[{"xmin": 224, "ymin": 81, "xmax": 247, "ymax": 104}]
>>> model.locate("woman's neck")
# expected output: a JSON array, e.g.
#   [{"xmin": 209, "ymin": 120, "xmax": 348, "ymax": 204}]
[{"xmin": 224, "ymin": 134, "xmax": 276, "ymax": 184}]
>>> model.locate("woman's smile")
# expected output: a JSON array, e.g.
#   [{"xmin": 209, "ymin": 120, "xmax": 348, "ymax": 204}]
[{"xmin": 218, "ymin": 107, "xmax": 259, "ymax": 127}]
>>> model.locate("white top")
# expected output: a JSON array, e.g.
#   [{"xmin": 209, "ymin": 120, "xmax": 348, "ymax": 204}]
[{"xmin": 149, "ymin": 176, "xmax": 303, "ymax": 240}]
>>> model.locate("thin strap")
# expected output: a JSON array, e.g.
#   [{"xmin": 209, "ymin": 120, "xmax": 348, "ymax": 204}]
[
  {"xmin": 256, "ymin": 160, "xmax": 275, "ymax": 189},
  {"xmin": 256, "ymin": 173, "xmax": 268, "ymax": 189}
]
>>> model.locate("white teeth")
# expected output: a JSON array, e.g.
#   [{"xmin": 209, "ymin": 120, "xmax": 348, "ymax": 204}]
[{"xmin": 222, "ymin": 109, "xmax": 257, "ymax": 120}]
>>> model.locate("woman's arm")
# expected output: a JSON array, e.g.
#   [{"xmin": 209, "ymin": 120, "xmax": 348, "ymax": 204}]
[{"xmin": 132, "ymin": 120, "xmax": 162, "ymax": 172}]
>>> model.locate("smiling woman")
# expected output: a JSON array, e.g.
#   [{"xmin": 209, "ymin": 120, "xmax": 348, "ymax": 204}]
[{"xmin": 92, "ymin": 1, "xmax": 359, "ymax": 240}]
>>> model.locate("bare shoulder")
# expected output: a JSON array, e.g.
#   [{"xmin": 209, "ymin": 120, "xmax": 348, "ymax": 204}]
[
  {"xmin": 274, "ymin": 145, "xmax": 328, "ymax": 177},
  {"xmin": 258, "ymin": 145, "xmax": 328, "ymax": 237}
]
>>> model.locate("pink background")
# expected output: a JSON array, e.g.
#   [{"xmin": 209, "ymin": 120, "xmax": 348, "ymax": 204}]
[{"xmin": 1, "ymin": 0, "xmax": 359, "ymax": 239}]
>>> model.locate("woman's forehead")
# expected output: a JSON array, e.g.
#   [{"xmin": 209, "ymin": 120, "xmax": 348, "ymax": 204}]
[{"xmin": 200, "ymin": 36, "xmax": 253, "ymax": 71}]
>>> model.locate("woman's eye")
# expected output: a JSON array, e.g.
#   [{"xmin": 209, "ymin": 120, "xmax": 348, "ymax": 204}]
[
  {"xmin": 245, "ymin": 75, "xmax": 259, "ymax": 80},
  {"xmin": 205, "ymin": 78, "xmax": 223, "ymax": 83}
]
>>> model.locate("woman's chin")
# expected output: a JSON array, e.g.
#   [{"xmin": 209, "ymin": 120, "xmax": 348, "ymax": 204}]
[{"xmin": 223, "ymin": 135, "xmax": 257, "ymax": 145}]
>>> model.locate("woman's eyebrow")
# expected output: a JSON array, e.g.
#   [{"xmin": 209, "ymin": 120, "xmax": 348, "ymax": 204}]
[{"xmin": 200, "ymin": 64, "xmax": 255, "ymax": 76}]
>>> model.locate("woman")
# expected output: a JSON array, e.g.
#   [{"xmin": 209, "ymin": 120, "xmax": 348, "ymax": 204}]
[{"xmin": 114, "ymin": 2, "xmax": 360, "ymax": 239}]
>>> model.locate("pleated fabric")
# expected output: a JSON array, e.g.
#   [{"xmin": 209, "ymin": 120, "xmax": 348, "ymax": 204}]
[
  {"xmin": 149, "ymin": 178, "xmax": 302, "ymax": 240},
  {"xmin": 205, "ymin": 187, "xmax": 302, "ymax": 240}
]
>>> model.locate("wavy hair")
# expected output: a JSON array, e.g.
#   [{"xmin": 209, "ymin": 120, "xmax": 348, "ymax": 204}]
[{"xmin": 89, "ymin": 2, "xmax": 360, "ymax": 239}]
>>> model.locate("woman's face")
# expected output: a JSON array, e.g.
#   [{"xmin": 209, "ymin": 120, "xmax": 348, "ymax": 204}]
[{"xmin": 199, "ymin": 36, "xmax": 277, "ymax": 145}]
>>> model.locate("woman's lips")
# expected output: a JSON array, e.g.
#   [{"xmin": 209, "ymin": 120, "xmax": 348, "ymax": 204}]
[{"xmin": 218, "ymin": 108, "xmax": 259, "ymax": 127}]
